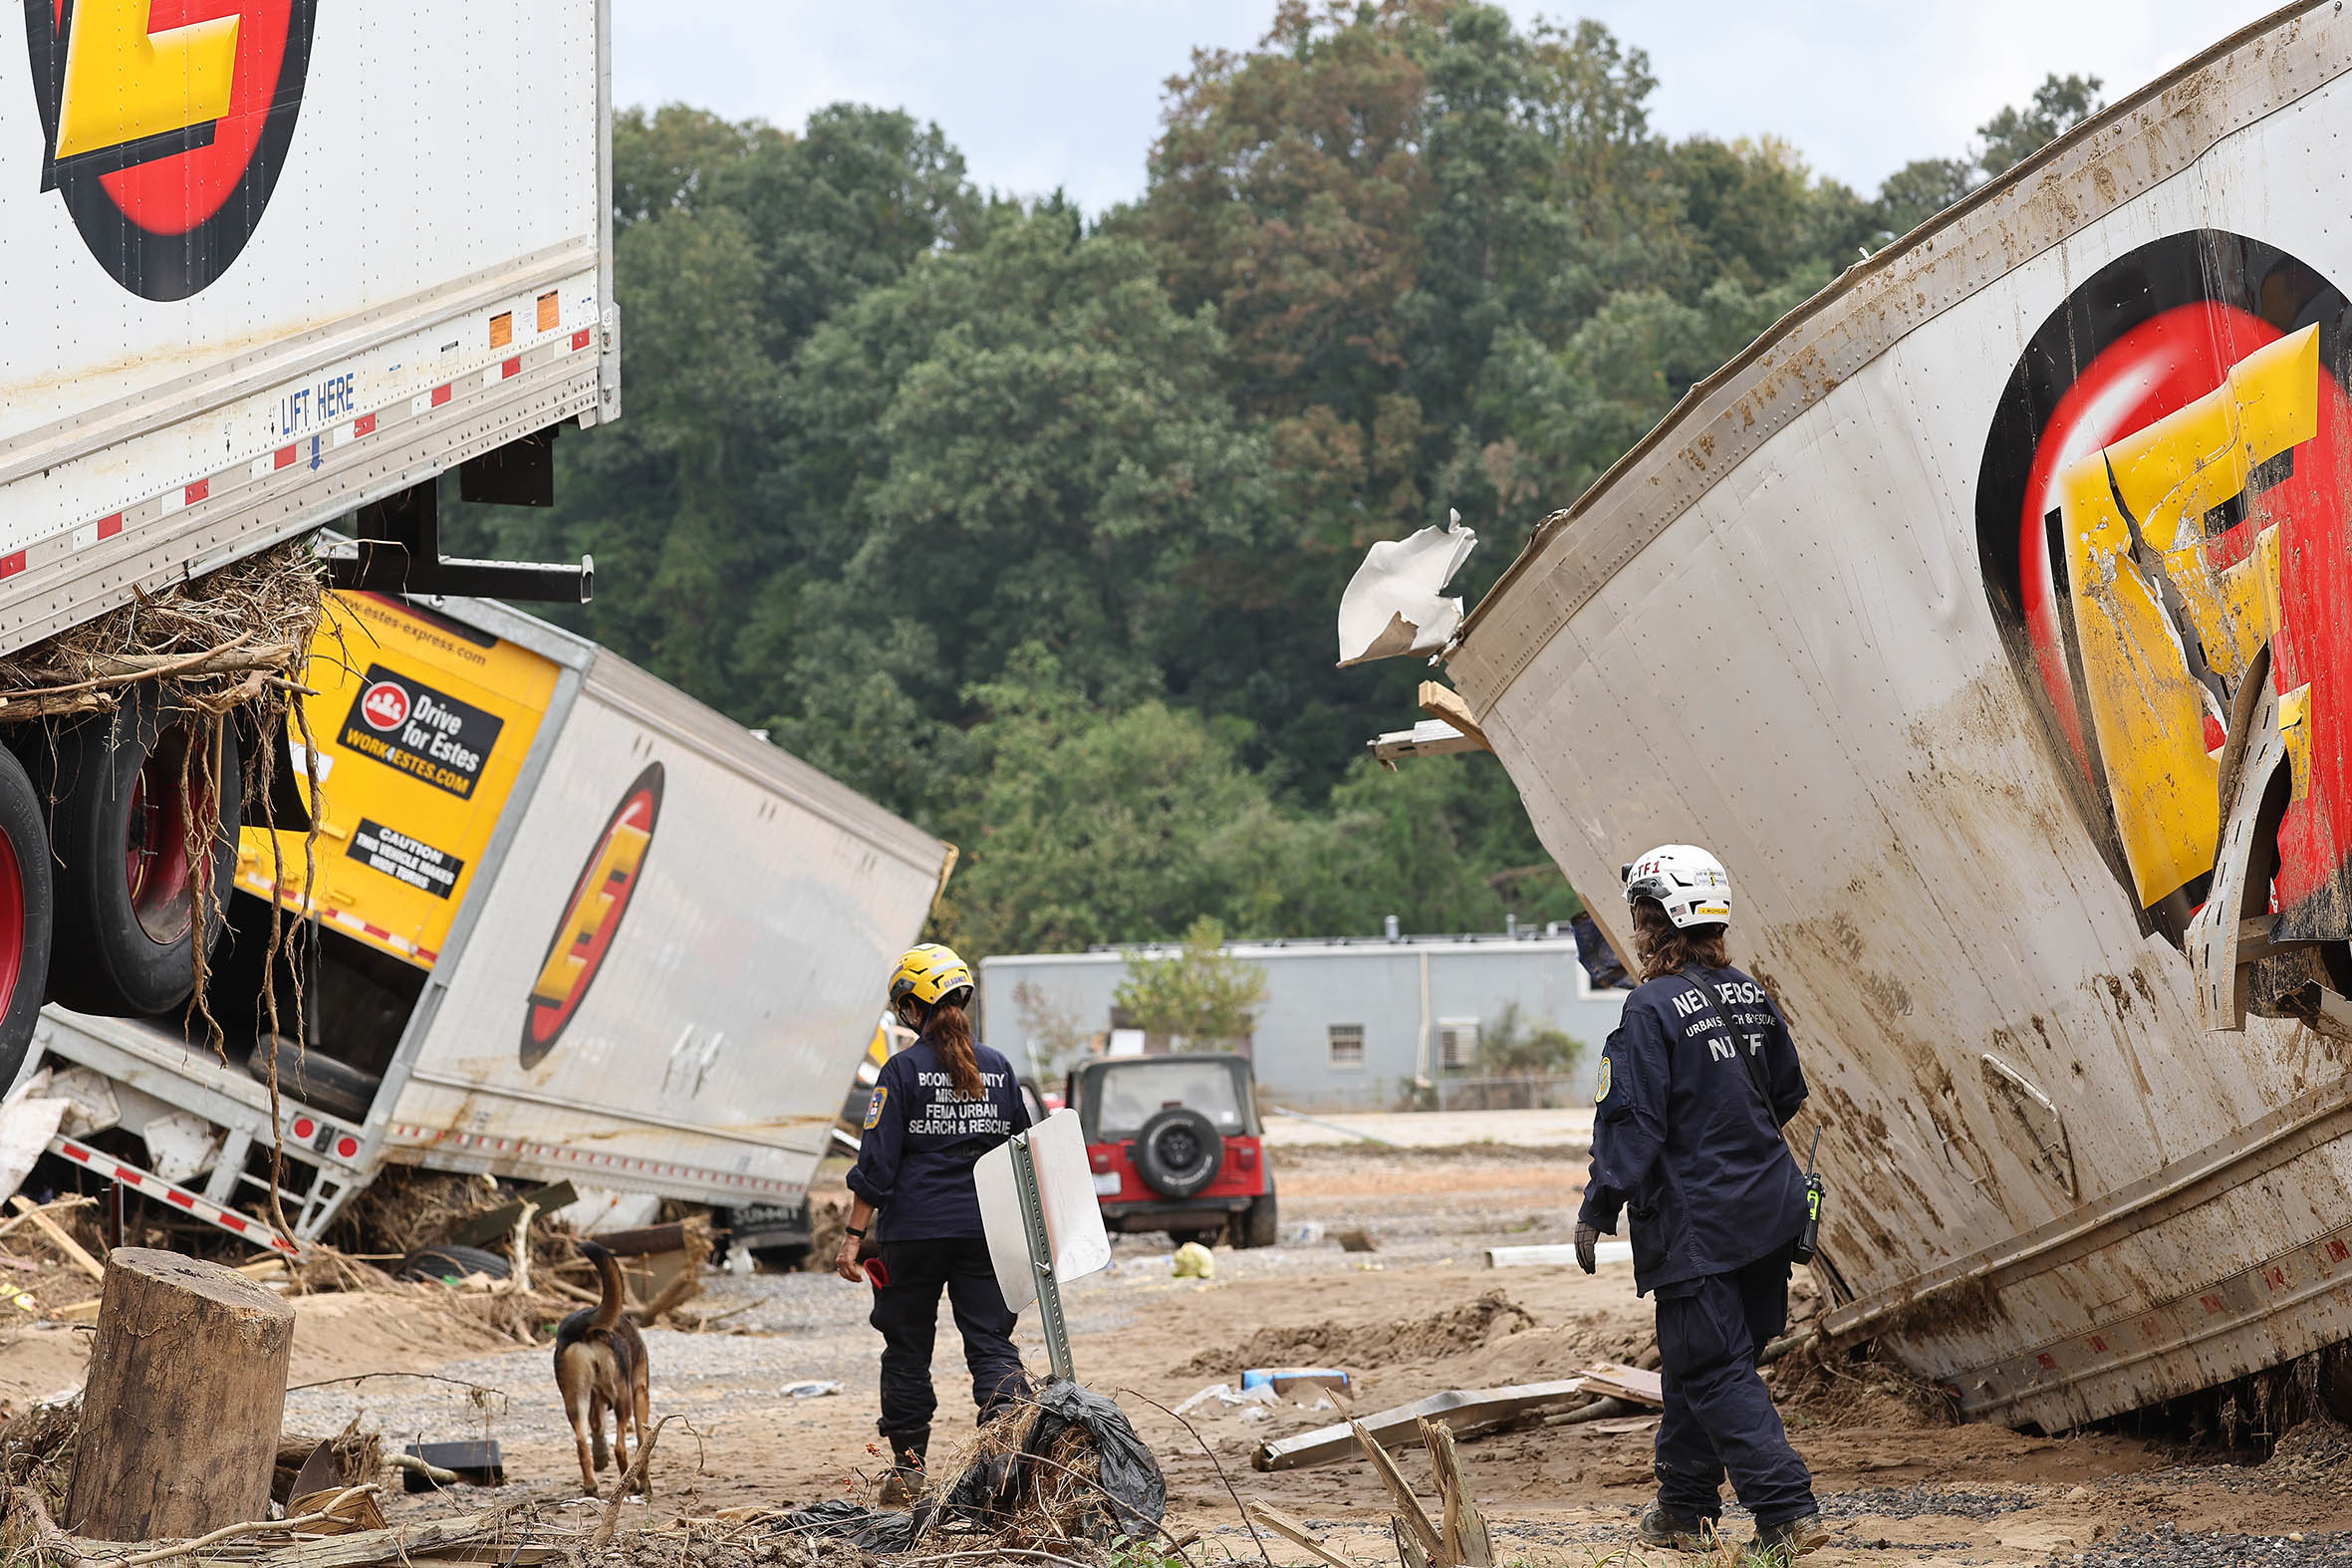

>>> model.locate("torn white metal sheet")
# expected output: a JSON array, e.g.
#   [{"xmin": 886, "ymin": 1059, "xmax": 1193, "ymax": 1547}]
[
  {"xmin": 1442, "ymin": 1, "xmax": 2352, "ymax": 1431},
  {"xmin": 1337, "ymin": 511, "xmax": 1476, "ymax": 666}
]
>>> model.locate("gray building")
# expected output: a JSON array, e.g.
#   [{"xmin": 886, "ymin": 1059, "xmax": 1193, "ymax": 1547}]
[{"xmin": 978, "ymin": 924, "xmax": 1630, "ymax": 1113}]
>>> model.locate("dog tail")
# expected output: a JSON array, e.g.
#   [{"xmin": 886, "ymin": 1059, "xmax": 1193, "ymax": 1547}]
[{"xmin": 580, "ymin": 1239, "xmax": 627, "ymax": 1331}]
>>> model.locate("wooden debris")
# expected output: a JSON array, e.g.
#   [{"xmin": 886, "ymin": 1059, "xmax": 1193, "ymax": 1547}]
[
  {"xmin": 1572, "ymin": 1362, "xmax": 1663, "ymax": 1409},
  {"xmin": 8, "ymin": 1195, "xmax": 106, "ymax": 1281},
  {"xmin": 1253, "ymin": 1380, "xmax": 1586, "ymax": 1471},
  {"xmin": 1539, "ymin": 1397, "xmax": 1630, "ymax": 1428},
  {"xmin": 1352, "ymin": 1422, "xmax": 1440, "ymax": 1564},
  {"xmin": 1420, "ymin": 1422, "xmax": 1491, "ymax": 1568},
  {"xmin": 283, "ymin": 1486, "xmax": 386, "ymax": 1536},
  {"xmin": 1244, "ymin": 1501, "xmax": 1356, "ymax": 1568},
  {"xmin": 442, "ymin": 1181, "xmax": 578, "ymax": 1248}
]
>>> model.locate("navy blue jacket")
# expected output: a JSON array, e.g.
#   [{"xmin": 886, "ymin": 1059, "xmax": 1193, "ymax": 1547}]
[
  {"xmin": 846, "ymin": 1038, "xmax": 1029, "ymax": 1241},
  {"xmin": 1578, "ymin": 963, "xmax": 1809, "ymax": 1296}
]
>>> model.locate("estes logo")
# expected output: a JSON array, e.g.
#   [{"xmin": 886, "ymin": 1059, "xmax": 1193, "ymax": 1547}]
[
  {"xmin": 360, "ymin": 680, "xmax": 409, "ymax": 731},
  {"xmin": 520, "ymin": 763, "xmax": 664, "ymax": 1069},
  {"xmin": 22, "ymin": 0, "xmax": 321, "ymax": 300}
]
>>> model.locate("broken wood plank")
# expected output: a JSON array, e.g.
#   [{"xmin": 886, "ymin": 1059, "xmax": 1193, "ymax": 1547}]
[
  {"xmin": 444, "ymin": 1182, "xmax": 577, "ymax": 1249},
  {"xmin": 1253, "ymin": 1381, "xmax": 1586, "ymax": 1471},
  {"xmin": 1392, "ymin": 1517, "xmax": 1429, "ymax": 1568},
  {"xmin": 1572, "ymin": 1362, "xmax": 1663, "ymax": 1409},
  {"xmin": 218, "ymin": 1511, "xmax": 508, "ymax": 1568},
  {"xmin": 1351, "ymin": 1422, "xmax": 1440, "ymax": 1564},
  {"xmin": 1245, "ymin": 1500, "xmax": 1357, "ymax": 1568},
  {"xmin": 1539, "ymin": 1397, "xmax": 1630, "ymax": 1428},
  {"xmin": 1420, "ymin": 1421, "xmax": 1492, "ymax": 1568},
  {"xmin": 1482, "ymin": 1241, "xmax": 1632, "ymax": 1268},
  {"xmin": 10, "ymin": 1195, "xmax": 105, "ymax": 1281}
]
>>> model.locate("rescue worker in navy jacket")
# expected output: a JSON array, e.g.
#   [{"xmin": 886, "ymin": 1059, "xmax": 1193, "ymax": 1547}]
[
  {"xmin": 836, "ymin": 943, "xmax": 1031, "ymax": 1502},
  {"xmin": 1574, "ymin": 845, "xmax": 1827, "ymax": 1558}
]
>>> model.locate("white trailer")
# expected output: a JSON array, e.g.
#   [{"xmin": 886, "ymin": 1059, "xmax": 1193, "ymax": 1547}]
[
  {"xmin": 0, "ymin": 0, "xmax": 615, "ymax": 633},
  {"xmin": 1425, "ymin": 2, "xmax": 2352, "ymax": 1430},
  {"xmin": 0, "ymin": 0, "xmax": 619, "ymax": 1079},
  {"xmin": 12, "ymin": 587, "xmax": 953, "ymax": 1249}
]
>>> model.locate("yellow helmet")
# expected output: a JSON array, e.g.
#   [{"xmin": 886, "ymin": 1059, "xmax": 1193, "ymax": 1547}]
[{"xmin": 889, "ymin": 943, "xmax": 972, "ymax": 1007}]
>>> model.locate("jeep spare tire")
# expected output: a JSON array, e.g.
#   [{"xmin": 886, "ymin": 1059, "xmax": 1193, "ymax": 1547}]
[{"xmin": 1133, "ymin": 1106, "xmax": 1222, "ymax": 1198}]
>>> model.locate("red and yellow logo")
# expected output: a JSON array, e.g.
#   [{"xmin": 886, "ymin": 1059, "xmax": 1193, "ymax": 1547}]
[
  {"xmin": 1977, "ymin": 230, "xmax": 2352, "ymax": 996},
  {"xmin": 23, "ymin": 0, "xmax": 320, "ymax": 300},
  {"xmin": 520, "ymin": 763, "xmax": 664, "ymax": 1069}
]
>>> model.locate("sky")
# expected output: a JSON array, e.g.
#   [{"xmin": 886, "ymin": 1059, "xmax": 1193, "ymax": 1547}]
[{"xmin": 612, "ymin": 1, "xmax": 2288, "ymax": 213}]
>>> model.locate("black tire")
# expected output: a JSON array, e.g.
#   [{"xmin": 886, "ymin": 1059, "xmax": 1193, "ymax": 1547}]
[
  {"xmin": 42, "ymin": 686, "xmax": 240, "ymax": 1017},
  {"xmin": 396, "ymin": 1244, "xmax": 512, "ymax": 1284},
  {"xmin": 1168, "ymin": 1226, "xmax": 1218, "ymax": 1247},
  {"xmin": 1237, "ymin": 1191, "xmax": 1279, "ymax": 1249},
  {"xmin": 247, "ymin": 1034, "xmax": 382, "ymax": 1122},
  {"xmin": 1133, "ymin": 1107, "xmax": 1222, "ymax": 1198},
  {"xmin": 0, "ymin": 745, "xmax": 53, "ymax": 1093}
]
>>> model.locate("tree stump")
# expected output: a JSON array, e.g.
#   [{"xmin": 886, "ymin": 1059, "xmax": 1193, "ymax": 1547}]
[{"xmin": 67, "ymin": 1247, "xmax": 295, "ymax": 1541}]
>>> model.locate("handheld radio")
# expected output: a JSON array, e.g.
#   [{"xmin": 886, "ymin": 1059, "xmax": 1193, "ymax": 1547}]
[{"xmin": 1792, "ymin": 1126, "xmax": 1825, "ymax": 1265}]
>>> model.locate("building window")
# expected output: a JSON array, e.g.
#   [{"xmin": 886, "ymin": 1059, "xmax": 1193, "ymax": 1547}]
[
  {"xmin": 1438, "ymin": 1019, "xmax": 1480, "ymax": 1072},
  {"xmin": 1328, "ymin": 1024, "xmax": 1365, "ymax": 1067}
]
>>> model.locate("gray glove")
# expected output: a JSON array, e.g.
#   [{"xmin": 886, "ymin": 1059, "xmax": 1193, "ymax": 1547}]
[{"xmin": 1574, "ymin": 1220, "xmax": 1602, "ymax": 1274}]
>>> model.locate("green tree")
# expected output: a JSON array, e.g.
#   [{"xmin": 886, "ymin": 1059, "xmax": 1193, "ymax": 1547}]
[
  {"xmin": 1976, "ymin": 73, "xmax": 2103, "ymax": 179},
  {"xmin": 1113, "ymin": 917, "xmax": 1270, "ymax": 1046},
  {"xmin": 1477, "ymin": 1000, "xmax": 1586, "ymax": 1077}
]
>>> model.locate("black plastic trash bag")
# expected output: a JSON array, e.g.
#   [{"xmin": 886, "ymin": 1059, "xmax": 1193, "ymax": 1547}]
[
  {"xmin": 941, "ymin": 1380, "xmax": 1166, "ymax": 1542},
  {"xmin": 768, "ymin": 1495, "xmax": 929, "ymax": 1553}
]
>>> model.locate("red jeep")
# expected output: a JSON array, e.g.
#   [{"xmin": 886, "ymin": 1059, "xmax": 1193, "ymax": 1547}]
[{"xmin": 1068, "ymin": 1053, "xmax": 1277, "ymax": 1248}]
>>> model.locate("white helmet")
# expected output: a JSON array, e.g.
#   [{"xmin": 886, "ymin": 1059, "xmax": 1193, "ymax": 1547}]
[{"xmin": 1622, "ymin": 844, "xmax": 1732, "ymax": 929}]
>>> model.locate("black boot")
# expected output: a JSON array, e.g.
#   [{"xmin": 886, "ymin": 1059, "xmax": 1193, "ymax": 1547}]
[
  {"xmin": 1748, "ymin": 1511, "xmax": 1830, "ymax": 1560},
  {"xmin": 1637, "ymin": 1502, "xmax": 1717, "ymax": 1551},
  {"xmin": 879, "ymin": 1437, "xmax": 927, "ymax": 1505}
]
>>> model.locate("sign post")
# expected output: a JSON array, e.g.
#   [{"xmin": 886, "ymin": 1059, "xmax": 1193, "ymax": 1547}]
[
  {"xmin": 1007, "ymin": 1130, "xmax": 1076, "ymax": 1382},
  {"xmin": 976, "ymin": 1109, "xmax": 1110, "ymax": 1385}
]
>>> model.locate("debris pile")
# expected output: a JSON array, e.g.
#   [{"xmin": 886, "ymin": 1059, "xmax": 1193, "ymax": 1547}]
[
  {"xmin": 1176, "ymin": 1289, "xmax": 1536, "ymax": 1378},
  {"xmin": 0, "ymin": 539, "xmax": 325, "ymax": 724},
  {"xmin": 764, "ymin": 1382, "xmax": 1168, "ymax": 1558}
]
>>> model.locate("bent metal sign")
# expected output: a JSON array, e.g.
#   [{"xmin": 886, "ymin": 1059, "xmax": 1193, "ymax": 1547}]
[{"xmin": 20, "ymin": 0, "xmax": 320, "ymax": 300}]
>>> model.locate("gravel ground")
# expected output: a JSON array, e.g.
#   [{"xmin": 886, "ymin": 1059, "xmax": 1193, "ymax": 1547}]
[
  {"xmin": 2057, "ymin": 1523, "xmax": 2352, "ymax": 1565},
  {"xmin": 1817, "ymin": 1484, "xmax": 2041, "ymax": 1521}
]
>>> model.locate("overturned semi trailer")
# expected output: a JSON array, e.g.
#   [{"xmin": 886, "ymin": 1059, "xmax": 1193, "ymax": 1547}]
[{"xmin": 1434, "ymin": 2, "xmax": 2352, "ymax": 1430}]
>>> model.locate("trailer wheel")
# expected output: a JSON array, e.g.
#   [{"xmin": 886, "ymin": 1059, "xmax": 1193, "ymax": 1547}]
[
  {"xmin": 247, "ymin": 1034, "xmax": 381, "ymax": 1123},
  {"xmin": 0, "ymin": 745, "xmax": 54, "ymax": 1092},
  {"xmin": 43, "ymin": 687, "xmax": 241, "ymax": 1017}
]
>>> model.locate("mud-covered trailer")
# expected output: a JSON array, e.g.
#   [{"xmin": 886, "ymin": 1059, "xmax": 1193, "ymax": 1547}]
[{"xmin": 1439, "ymin": 2, "xmax": 2352, "ymax": 1430}]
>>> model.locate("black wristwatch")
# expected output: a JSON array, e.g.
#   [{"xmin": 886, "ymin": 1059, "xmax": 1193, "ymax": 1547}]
[{"xmin": 845, "ymin": 1226, "xmax": 866, "ymax": 1239}]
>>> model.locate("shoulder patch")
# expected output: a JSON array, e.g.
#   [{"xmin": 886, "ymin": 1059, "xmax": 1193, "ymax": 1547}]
[
  {"xmin": 1596, "ymin": 1055, "xmax": 1611, "ymax": 1103},
  {"xmin": 864, "ymin": 1086, "xmax": 888, "ymax": 1129}
]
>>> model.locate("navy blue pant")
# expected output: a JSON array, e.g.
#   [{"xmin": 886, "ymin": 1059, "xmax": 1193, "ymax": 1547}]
[
  {"xmin": 1653, "ymin": 1250, "xmax": 1816, "ymax": 1525},
  {"xmin": 869, "ymin": 1236, "xmax": 1028, "ymax": 1457}
]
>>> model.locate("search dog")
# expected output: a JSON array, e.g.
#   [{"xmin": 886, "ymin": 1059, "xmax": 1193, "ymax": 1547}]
[{"xmin": 554, "ymin": 1239, "xmax": 653, "ymax": 1495}]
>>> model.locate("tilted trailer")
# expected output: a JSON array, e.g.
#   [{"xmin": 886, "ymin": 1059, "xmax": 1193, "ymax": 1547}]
[{"xmin": 1413, "ymin": 2, "xmax": 2352, "ymax": 1429}]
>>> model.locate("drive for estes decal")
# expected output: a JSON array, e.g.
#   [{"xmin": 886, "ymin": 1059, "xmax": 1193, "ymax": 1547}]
[
  {"xmin": 337, "ymin": 663, "xmax": 503, "ymax": 800},
  {"xmin": 20, "ymin": 0, "xmax": 321, "ymax": 300}
]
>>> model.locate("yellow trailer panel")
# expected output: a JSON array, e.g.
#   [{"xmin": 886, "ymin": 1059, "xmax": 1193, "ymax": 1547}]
[{"xmin": 235, "ymin": 592, "xmax": 559, "ymax": 967}]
